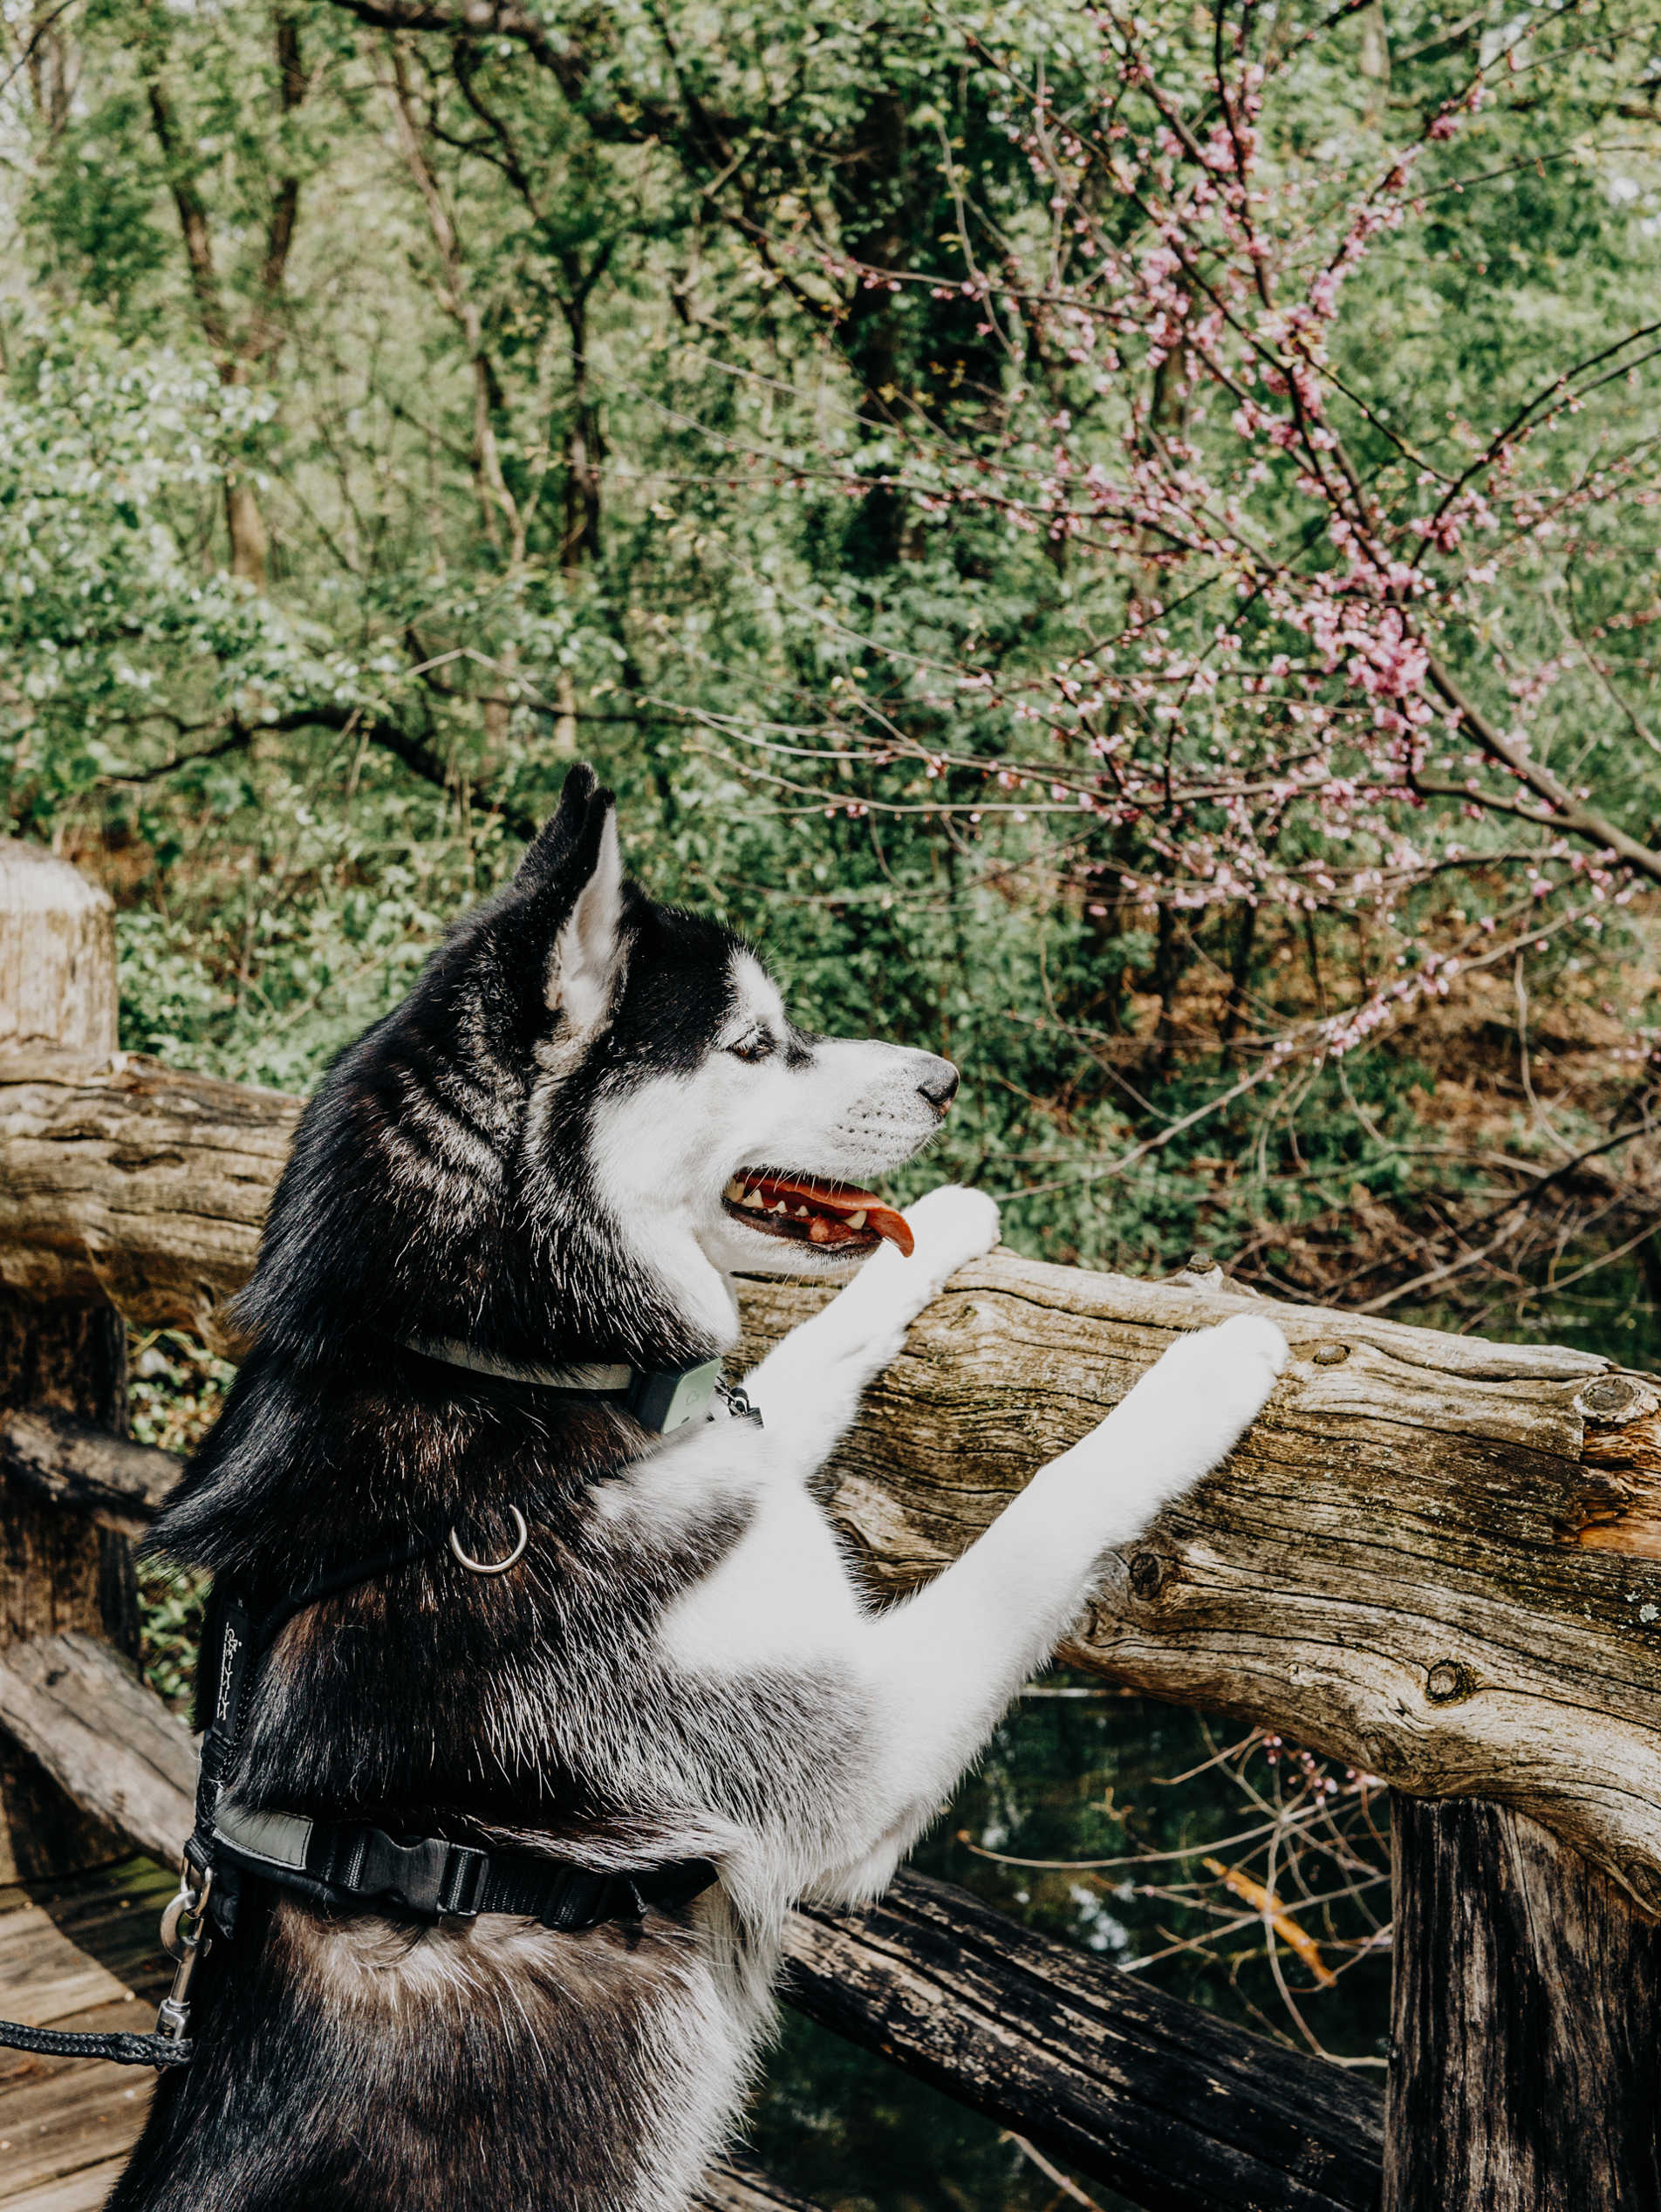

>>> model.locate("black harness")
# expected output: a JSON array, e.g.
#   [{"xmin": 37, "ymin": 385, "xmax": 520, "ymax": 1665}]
[{"xmin": 0, "ymin": 1363, "xmax": 762, "ymax": 2073}]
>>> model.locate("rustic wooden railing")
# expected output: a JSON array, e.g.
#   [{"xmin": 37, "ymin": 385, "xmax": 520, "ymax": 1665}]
[{"xmin": 2, "ymin": 838, "xmax": 1658, "ymax": 2211}]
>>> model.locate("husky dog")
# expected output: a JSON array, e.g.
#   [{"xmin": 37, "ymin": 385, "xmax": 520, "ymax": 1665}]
[{"xmin": 112, "ymin": 765, "xmax": 1287, "ymax": 2212}]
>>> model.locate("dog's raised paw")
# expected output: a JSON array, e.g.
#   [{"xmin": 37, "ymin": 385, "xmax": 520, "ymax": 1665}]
[
  {"xmin": 1176, "ymin": 1312, "xmax": 1288, "ymax": 1436},
  {"xmin": 1207, "ymin": 1311, "xmax": 1289, "ymax": 1378},
  {"xmin": 903, "ymin": 1185, "xmax": 1001, "ymax": 1285},
  {"xmin": 1132, "ymin": 1310, "xmax": 1288, "ymax": 1437}
]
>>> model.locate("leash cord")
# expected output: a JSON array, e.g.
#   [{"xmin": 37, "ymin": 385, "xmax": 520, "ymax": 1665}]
[{"xmin": 0, "ymin": 2018, "xmax": 193, "ymax": 2065}]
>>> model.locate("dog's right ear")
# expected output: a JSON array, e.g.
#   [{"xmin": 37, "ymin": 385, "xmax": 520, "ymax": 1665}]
[{"xmin": 543, "ymin": 792, "xmax": 624, "ymax": 1030}]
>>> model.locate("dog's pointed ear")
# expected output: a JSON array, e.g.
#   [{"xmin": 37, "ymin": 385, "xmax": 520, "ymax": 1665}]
[
  {"xmin": 542, "ymin": 785, "xmax": 625, "ymax": 1029},
  {"xmin": 515, "ymin": 761, "xmax": 599, "ymax": 891}
]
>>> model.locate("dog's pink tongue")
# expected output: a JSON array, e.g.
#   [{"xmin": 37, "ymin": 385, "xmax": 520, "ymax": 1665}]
[{"xmin": 747, "ymin": 1174, "xmax": 915, "ymax": 1257}]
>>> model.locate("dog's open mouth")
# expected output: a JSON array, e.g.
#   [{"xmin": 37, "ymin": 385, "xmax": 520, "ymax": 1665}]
[{"xmin": 721, "ymin": 1171, "xmax": 914, "ymax": 1257}]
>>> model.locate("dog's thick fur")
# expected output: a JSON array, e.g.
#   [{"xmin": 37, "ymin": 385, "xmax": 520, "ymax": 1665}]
[{"xmin": 111, "ymin": 767, "xmax": 1286, "ymax": 2212}]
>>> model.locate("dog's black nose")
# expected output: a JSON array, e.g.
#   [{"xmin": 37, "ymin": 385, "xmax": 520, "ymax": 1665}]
[{"xmin": 919, "ymin": 1059, "xmax": 960, "ymax": 1114}]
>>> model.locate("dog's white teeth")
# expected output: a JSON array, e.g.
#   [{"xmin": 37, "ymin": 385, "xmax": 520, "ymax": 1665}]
[
  {"xmin": 770, "ymin": 1201, "xmax": 789, "ymax": 1215},
  {"xmin": 795, "ymin": 1205, "xmax": 810, "ymax": 1219},
  {"xmin": 847, "ymin": 1209, "xmax": 867, "ymax": 1229},
  {"xmin": 742, "ymin": 1190, "xmax": 765, "ymax": 1210},
  {"xmin": 724, "ymin": 1179, "xmax": 745, "ymax": 1203}
]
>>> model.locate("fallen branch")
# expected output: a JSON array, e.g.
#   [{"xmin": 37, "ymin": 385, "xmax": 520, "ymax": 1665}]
[
  {"xmin": 0, "ymin": 1408, "xmax": 180, "ymax": 1539},
  {"xmin": 781, "ymin": 1870, "xmax": 1383, "ymax": 2212},
  {"xmin": 0, "ymin": 1633, "xmax": 196, "ymax": 1867}
]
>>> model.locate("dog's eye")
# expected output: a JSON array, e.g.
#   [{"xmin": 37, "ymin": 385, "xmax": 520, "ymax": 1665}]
[{"xmin": 728, "ymin": 1033, "xmax": 774, "ymax": 1064}]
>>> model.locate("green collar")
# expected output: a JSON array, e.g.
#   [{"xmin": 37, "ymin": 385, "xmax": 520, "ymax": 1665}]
[{"xmin": 402, "ymin": 1335, "xmax": 722, "ymax": 1434}]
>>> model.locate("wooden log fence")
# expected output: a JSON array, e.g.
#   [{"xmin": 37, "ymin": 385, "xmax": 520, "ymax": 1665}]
[
  {"xmin": 2, "ymin": 837, "xmax": 1658, "ymax": 2209},
  {"xmin": 0, "ymin": 845, "xmax": 138, "ymax": 1888}
]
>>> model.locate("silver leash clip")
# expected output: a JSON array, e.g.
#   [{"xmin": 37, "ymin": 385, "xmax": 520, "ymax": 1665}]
[{"xmin": 155, "ymin": 1862, "xmax": 214, "ymax": 2062}]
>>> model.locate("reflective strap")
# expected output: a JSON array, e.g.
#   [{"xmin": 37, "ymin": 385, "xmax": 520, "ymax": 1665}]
[
  {"xmin": 403, "ymin": 1337, "xmax": 632, "ymax": 1392},
  {"xmin": 213, "ymin": 1800, "xmax": 717, "ymax": 1929},
  {"xmin": 215, "ymin": 1805, "xmax": 483, "ymax": 1919},
  {"xmin": 214, "ymin": 1802, "xmax": 314, "ymax": 1876},
  {"xmin": 403, "ymin": 1337, "xmax": 722, "ymax": 1434}
]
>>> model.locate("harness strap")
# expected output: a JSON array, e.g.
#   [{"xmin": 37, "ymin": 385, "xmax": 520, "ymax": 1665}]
[
  {"xmin": 1, "ymin": 1371, "xmax": 766, "ymax": 2072},
  {"xmin": 212, "ymin": 1803, "xmax": 716, "ymax": 1929}
]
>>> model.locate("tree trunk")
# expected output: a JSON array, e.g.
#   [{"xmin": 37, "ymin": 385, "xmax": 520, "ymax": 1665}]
[
  {"xmin": 0, "ymin": 843, "xmax": 133, "ymax": 1881},
  {"xmin": 1384, "ymin": 1795, "xmax": 1661, "ymax": 2211},
  {"xmin": 224, "ymin": 471, "xmax": 270, "ymax": 586}
]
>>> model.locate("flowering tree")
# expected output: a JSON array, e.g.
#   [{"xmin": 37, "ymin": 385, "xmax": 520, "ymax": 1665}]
[
  {"xmin": 677, "ymin": 0, "xmax": 1661, "ymax": 1315},
  {"xmin": 3, "ymin": 0, "xmax": 1658, "ymax": 1319}
]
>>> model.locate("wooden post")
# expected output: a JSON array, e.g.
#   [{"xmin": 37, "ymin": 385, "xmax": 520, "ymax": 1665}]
[
  {"xmin": 0, "ymin": 840, "xmax": 133, "ymax": 1881},
  {"xmin": 1384, "ymin": 1794, "xmax": 1661, "ymax": 2211}
]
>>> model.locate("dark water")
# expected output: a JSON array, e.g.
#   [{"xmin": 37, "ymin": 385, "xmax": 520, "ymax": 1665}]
[{"xmin": 745, "ymin": 1266, "xmax": 1651, "ymax": 2212}]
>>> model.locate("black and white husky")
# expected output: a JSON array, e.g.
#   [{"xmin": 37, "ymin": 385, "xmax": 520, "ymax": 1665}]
[{"xmin": 113, "ymin": 765, "xmax": 1287, "ymax": 2212}]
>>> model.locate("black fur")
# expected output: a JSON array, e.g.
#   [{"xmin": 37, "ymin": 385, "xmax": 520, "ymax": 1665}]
[{"xmin": 233, "ymin": 764, "xmax": 738, "ymax": 1377}]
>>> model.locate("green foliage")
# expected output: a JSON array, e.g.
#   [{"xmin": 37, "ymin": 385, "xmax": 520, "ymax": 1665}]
[{"xmin": 0, "ymin": 0, "xmax": 1652, "ymax": 1306}]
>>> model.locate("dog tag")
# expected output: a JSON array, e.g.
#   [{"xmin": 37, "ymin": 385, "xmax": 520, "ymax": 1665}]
[{"xmin": 714, "ymin": 1377, "xmax": 764, "ymax": 1429}]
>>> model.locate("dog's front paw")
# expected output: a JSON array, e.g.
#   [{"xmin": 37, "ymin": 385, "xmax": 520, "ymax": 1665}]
[
  {"xmin": 1139, "ymin": 1311, "xmax": 1288, "ymax": 1466},
  {"xmin": 1057, "ymin": 1310, "xmax": 1288, "ymax": 1541},
  {"xmin": 902, "ymin": 1185, "xmax": 1001, "ymax": 1292}
]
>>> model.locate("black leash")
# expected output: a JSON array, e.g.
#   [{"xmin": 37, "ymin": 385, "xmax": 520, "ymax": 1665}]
[
  {"xmin": 0, "ymin": 1540, "xmax": 441, "ymax": 2072},
  {"xmin": 0, "ymin": 2019, "xmax": 194, "ymax": 2066}
]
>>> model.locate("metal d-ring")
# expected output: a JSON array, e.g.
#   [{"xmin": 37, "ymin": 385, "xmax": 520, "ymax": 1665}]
[{"xmin": 448, "ymin": 1505, "xmax": 530, "ymax": 1577}]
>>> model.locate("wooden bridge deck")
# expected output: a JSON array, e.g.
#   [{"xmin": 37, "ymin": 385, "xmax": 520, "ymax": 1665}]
[
  {"xmin": 0, "ymin": 1857, "xmax": 175, "ymax": 2211},
  {"xmin": 0, "ymin": 1858, "xmax": 810, "ymax": 2212}
]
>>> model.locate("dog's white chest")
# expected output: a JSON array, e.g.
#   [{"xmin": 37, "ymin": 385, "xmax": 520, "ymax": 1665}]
[{"xmin": 656, "ymin": 1480, "xmax": 863, "ymax": 1676}]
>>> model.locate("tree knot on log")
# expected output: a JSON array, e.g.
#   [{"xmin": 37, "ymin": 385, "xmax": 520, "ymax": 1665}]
[
  {"xmin": 1424, "ymin": 1660, "xmax": 1477, "ymax": 1706},
  {"xmin": 1576, "ymin": 1376, "xmax": 1661, "ymax": 1428},
  {"xmin": 1128, "ymin": 1549, "xmax": 1177, "ymax": 1601}
]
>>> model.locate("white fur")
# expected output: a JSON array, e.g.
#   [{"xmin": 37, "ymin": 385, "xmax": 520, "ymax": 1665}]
[
  {"xmin": 639, "ymin": 1183, "xmax": 1287, "ymax": 1916},
  {"xmin": 545, "ymin": 809, "xmax": 626, "ymax": 1031},
  {"xmin": 585, "ymin": 946, "xmax": 956, "ymax": 1346},
  {"xmin": 557, "ymin": 926, "xmax": 1291, "ymax": 1937},
  {"xmin": 543, "ymin": 881, "xmax": 1288, "ymax": 2195}
]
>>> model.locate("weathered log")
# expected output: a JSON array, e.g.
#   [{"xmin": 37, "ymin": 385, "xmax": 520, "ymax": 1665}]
[
  {"xmin": 732, "ymin": 1268, "xmax": 1661, "ymax": 1921},
  {"xmin": 0, "ymin": 1048, "xmax": 298, "ymax": 1349},
  {"xmin": 3, "ymin": 1047, "xmax": 1660, "ymax": 1909},
  {"xmin": 0, "ymin": 844, "xmax": 140, "ymax": 1881},
  {"xmin": 0, "ymin": 1632, "xmax": 196, "ymax": 1869},
  {"xmin": 781, "ymin": 1868, "xmax": 1382, "ymax": 2212},
  {"xmin": 1383, "ymin": 1793, "xmax": 1661, "ymax": 2211},
  {"xmin": 0, "ymin": 1409, "xmax": 180, "ymax": 1540}
]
